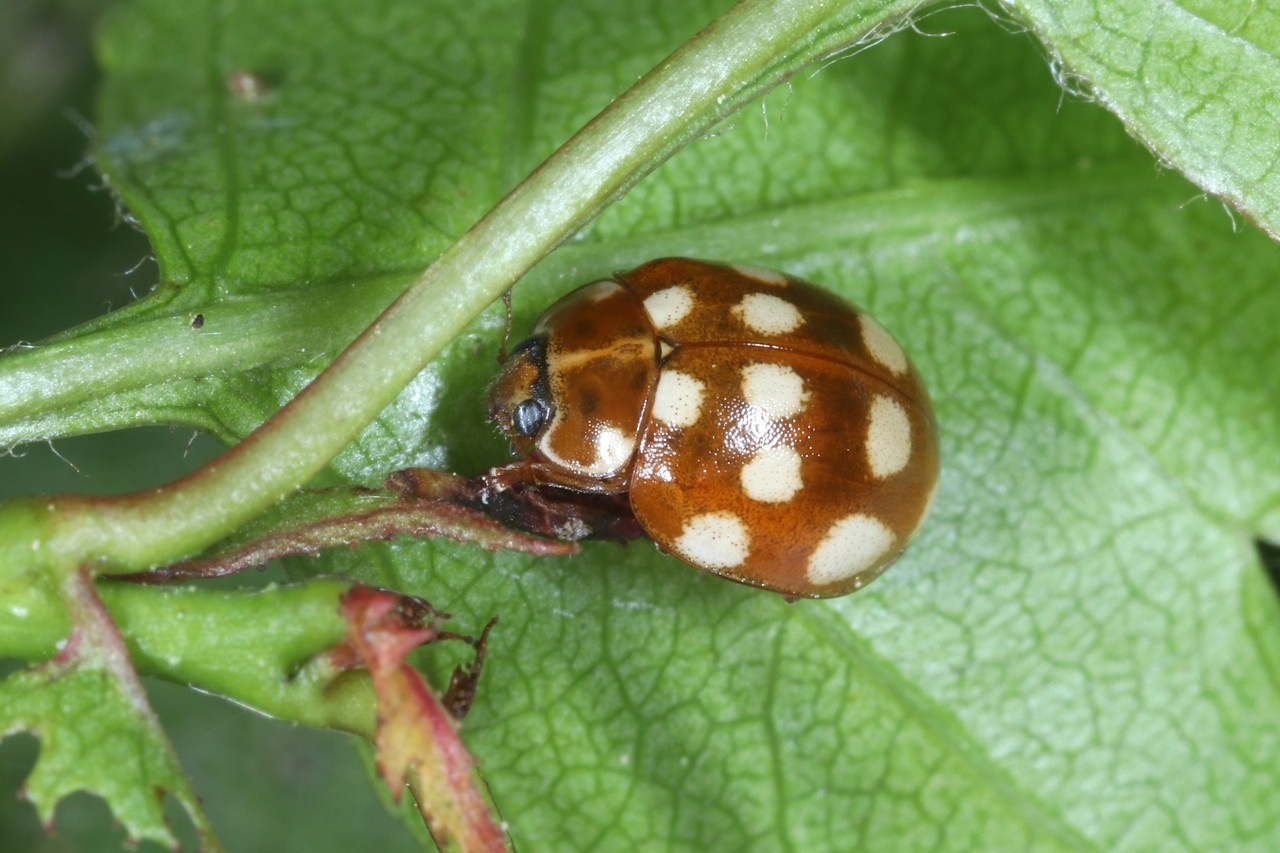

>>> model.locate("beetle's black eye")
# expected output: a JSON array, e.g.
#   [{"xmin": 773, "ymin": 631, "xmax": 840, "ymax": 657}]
[{"xmin": 512, "ymin": 398, "xmax": 551, "ymax": 437}]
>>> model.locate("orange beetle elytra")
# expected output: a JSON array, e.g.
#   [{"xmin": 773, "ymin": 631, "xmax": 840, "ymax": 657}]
[{"xmin": 486, "ymin": 258, "xmax": 939, "ymax": 598}]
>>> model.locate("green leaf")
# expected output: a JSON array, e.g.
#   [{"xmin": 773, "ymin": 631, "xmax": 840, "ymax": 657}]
[
  {"xmin": 4, "ymin": 0, "xmax": 1280, "ymax": 851},
  {"xmin": 0, "ymin": 570, "xmax": 218, "ymax": 850},
  {"xmin": 1015, "ymin": 0, "xmax": 1280, "ymax": 239}
]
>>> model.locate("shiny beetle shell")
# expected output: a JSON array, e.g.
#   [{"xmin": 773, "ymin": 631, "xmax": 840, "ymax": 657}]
[{"xmin": 488, "ymin": 258, "xmax": 939, "ymax": 598}]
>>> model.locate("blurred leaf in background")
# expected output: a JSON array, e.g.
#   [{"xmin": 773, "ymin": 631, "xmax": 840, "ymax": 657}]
[{"xmin": 0, "ymin": 2, "xmax": 420, "ymax": 850}]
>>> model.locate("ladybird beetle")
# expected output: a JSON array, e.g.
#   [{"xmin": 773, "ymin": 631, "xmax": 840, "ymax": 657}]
[{"xmin": 486, "ymin": 258, "xmax": 939, "ymax": 598}]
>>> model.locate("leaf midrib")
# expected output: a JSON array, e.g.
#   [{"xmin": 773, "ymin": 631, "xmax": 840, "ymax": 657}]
[
  {"xmin": 0, "ymin": 159, "xmax": 1176, "ymax": 449},
  {"xmin": 794, "ymin": 602, "xmax": 1098, "ymax": 851}
]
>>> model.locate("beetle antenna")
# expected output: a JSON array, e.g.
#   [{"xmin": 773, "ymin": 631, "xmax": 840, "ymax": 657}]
[{"xmin": 498, "ymin": 289, "xmax": 514, "ymax": 363}]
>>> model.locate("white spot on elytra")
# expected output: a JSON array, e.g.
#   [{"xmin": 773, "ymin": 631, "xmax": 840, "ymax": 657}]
[
  {"xmin": 674, "ymin": 512, "xmax": 750, "ymax": 569},
  {"xmin": 860, "ymin": 314, "xmax": 908, "ymax": 375},
  {"xmin": 731, "ymin": 293, "xmax": 804, "ymax": 335},
  {"xmin": 730, "ymin": 263, "xmax": 789, "ymax": 287},
  {"xmin": 741, "ymin": 446, "xmax": 804, "ymax": 503},
  {"xmin": 741, "ymin": 363, "xmax": 808, "ymax": 419},
  {"xmin": 643, "ymin": 286, "xmax": 694, "ymax": 329},
  {"xmin": 652, "ymin": 370, "xmax": 705, "ymax": 427},
  {"xmin": 806, "ymin": 514, "xmax": 895, "ymax": 585},
  {"xmin": 866, "ymin": 395, "xmax": 912, "ymax": 478}
]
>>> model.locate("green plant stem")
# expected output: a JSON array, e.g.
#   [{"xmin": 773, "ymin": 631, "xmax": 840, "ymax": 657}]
[
  {"xmin": 0, "ymin": 272, "xmax": 411, "ymax": 436},
  {"xmin": 1, "ymin": 571, "xmax": 377, "ymax": 734},
  {"xmin": 44, "ymin": 0, "xmax": 916, "ymax": 572}
]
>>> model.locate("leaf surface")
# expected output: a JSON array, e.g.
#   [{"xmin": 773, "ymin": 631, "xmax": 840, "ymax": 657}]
[
  {"xmin": 1014, "ymin": 0, "xmax": 1280, "ymax": 238},
  {"xmin": 0, "ymin": 569, "xmax": 217, "ymax": 850},
  {"xmin": 3, "ymin": 0, "xmax": 1280, "ymax": 850}
]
